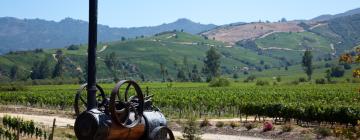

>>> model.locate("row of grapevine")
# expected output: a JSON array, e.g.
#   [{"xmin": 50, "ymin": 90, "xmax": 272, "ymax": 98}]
[
  {"xmin": 0, "ymin": 83, "xmax": 359, "ymax": 125},
  {"xmin": 0, "ymin": 127, "xmax": 17, "ymax": 140},
  {"xmin": 2, "ymin": 115, "xmax": 47, "ymax": 139}
]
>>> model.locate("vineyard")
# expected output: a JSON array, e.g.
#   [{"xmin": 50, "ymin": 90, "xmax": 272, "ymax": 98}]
[
  {"xmin": 0, "ymin": 83, "xmax": 359, "ymax": 126},
  {"xmin": 0, "ymin": 115, "xmax": 49, "ymax": 140}
]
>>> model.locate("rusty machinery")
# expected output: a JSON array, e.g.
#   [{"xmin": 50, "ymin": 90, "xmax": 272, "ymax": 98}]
[{"xmin": 73, "ymin": 0, "xmax": 174, "ymax": 139}]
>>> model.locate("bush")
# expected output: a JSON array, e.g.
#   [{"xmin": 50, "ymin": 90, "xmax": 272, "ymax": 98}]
[
  {"xmin": 229, "ymin": 121, "xmax": 240, "ymax": 128},
  {"xmin": 276, "ymin": 76, "xmax": 281, "ymax": 82},
  {"xmin": 215, "ymin": 121, "xmax": 224, "ymax": 128},
  {"xmin": 263, "ymin": 121, "xmax": 274, "ymax": 132},
  {"xmin": 281, "ymin": 123, "xmax": 293, "ymax": 132},
  {"xmin": 67, "ymin": 45, "xmax": 79, "ymax": 50},
  {"xmin": 290, "ymin": 80, "xmax": 300, "ymax": 85},
  {"xmin": 209, "ymin": 77, "xmax": 231, "ymax": 87},
  {"xmin": 244, "ymin": 123, "xmax": 257, "ymax": 130},
  {"xmin": 343, "ymin": 63, "xmax": 352, "ymax": 70},
  {"xmin": 330, "ymin": 66, "xmax": 345, "ymax": 77},
  {"xmin": 273, "ymin": 82, "xmax": 278, "ymax": 86},
  {"xmin": 315, "ymin": 127, "xmax": 332, "ymax": 137},
  {"xmin": 352, "ymin": 79, "xmax": 360, "ymax": 83},
  {"xmin": 315, "ymin": 78, "xmax": 326, "ymax": 84},
  {"xmin": 199, "ymin": 118, "xmax": 211, "ymax": 128},
  {"xmin": 298, "ymin": 77, "xmax": 307, "ymax": 82},
  {"xmin": 182, "ymin": 116, "xmax": 202, "ymax": 140},
  {"xmin": 256, "ymin": 80, "xmax": 269, "ymax": 86},
  {"xmin": 233, "ymin": 73, "xmax": 239, "ymax": 79},
  {"xmin": 243, "ymin": 75, "xmax": 256, "ymax": 82},
  {"xmin": 0, "ymin": 84, "xmax": 27, "ymax": 91}
]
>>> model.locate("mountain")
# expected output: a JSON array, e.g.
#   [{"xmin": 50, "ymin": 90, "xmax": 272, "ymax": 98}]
[
  {"xmin": 0, "ymin": 17, "xmax": 217, "ymax": 54},
  {"xmin": 311, "ymin": 7, "xmax": 360, "ymax": 21}
]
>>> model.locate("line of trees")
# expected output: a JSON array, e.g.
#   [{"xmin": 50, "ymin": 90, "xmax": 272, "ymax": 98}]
[{"xmin": 7, "ymin": 46, "xmax": 223, "ymax": 83}]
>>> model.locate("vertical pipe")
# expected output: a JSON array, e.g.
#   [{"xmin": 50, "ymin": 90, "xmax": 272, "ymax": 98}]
[{"xmin": 87, "ymin": 0, "xmax": 98, "ymax": 110}]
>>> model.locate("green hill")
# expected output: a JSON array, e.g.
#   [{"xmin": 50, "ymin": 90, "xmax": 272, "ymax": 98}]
[
  {"xmin": 0, "ymin": 31, "xmax": 282, "ymax": 82},
  {"xmin": 254, "ymin": 31, "xmax": 333, "ymax": 62}
]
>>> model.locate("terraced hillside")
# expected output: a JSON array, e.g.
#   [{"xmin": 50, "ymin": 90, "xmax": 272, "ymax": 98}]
[{"xmin": 202, "ymin": 22, "xmax": 304, "ymax": 44}]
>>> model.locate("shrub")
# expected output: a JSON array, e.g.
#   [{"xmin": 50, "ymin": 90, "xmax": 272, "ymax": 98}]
[
  {"xmin": 315, "ymin": 78, "xmax": 326, "ymax": 84},
  {"xmin": 315, "ymin": 127, "xmax": 332, "ymax": 137},
  {"xmin": 352, "ymin": 79, "xmax": 360, "ymax": 83},
  {"xmin": 199, "ymin": 118, "xmax": 211, "ymax": 128},
  {"xmin": 256, "ymin": 80, "xmax": 269, "ymax": 86},
  {"xmin": 281, "ymin": 123, "xmax": 293, "ymax": 132},
  {"xmin": 244, "ymin": 123, "xmax": 257, "ymax": 130},
  {"xmin": 298, "ymin": 77, "xmax": 307, "ymax": 82},
  {"xmin": 290, "ymin": 80, "xmax": 300, "ymax": 85},
  {"xmin": 67, "ymin": 45, "xmax": 79, "ymax": 50},
  {"xmin": 0, "ymin": 84, "xmax": 27, "ymax": 91},
  {"xmin": 215, "ymin": 121, "xmax": 224, "ymax": 128},
  {"xmin": 229, "ymin": 121, "xmax": 240, "ymax": 128},
  {"xmin": 330, "ymin": 66, "xmax": 345, "ymax": 77},
  {"xmin": 343, "ymin": 63, "xmax": 352, "ymax": 70},
  {"xmin": 182, "ymin": 116, "xmax": 202, "ymax": 140},
  {"xmin": 243, "ymin": 75, "xmax": 256, "ymax": 82},
  {"xmin": 263, "ymin": 121, "xmax": 274, "ymax": 132},
  {"xmin": 276, "ymin": 76, "xmax": 281, "ymax": 82},
  {"xmin": 233, "ymin": 73, "xmax": 239, "ymax": 79},
  {"xmin": 209, "ymin": 77, "xmax": 231, "ymax": 87},
  {"xmin": 273, "ymin": 82, "xmax": 278, "ymax": 86}
]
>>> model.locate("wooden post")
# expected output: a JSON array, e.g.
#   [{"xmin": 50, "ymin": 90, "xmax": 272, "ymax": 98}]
[
  {"xmin": 49, "ymin": 118, "xmax": 56, "ymax": 140},
  {"xmin": 16, "ymin": 123, "xmax": 20, "ymax": 140}
]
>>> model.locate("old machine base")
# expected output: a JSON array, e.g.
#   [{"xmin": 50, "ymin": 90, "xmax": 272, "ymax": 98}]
[{"xmin": 73, "ymin": 0, "xmax": 174, "ymax": 139}]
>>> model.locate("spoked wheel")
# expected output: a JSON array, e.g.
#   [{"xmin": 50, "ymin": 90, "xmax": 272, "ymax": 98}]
[
  {"xmin": 74, "ymin": 84, "xmax": 108, "ymax": 116},
  {"xmin": 149, "ymin": 126, "xmax": 175, "ymax": 140},
  {"xmin": 110, "ymin": 80, "xmax": 144, "ymax": 128}
]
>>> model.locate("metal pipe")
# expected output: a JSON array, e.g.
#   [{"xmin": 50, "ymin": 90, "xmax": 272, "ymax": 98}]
[{"xmin": 87, "ymin": 0, "xmax": 98, "ymax": 110}]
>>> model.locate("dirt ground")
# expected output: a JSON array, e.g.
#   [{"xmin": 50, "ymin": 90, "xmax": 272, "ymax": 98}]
[{"xmin": 0, "ymin": 105, "xmax": 335, "ymax": 140}]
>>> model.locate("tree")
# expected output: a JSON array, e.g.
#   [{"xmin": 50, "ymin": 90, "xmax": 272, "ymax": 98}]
[
  {"xmin": 302, "ymin": 50, "xmax": 313, "ymax": 81},
  {"xmin": 183, "ymin": 56, "xmax": 189, "ymax": 73},
  {"xmin": 121, "ymin": 37, "xmax": 126, "ymax": 41},
  {"xmin": 325, "ymin": 69, "xmax": 332, "ymax": 82},
  {"xmin": 30, "ymin": 58, "xmax": 51, "ymax": 79},
  {"xmin": 10, "ymin": 65, "xmax": 18, "ymax": 80},
  {"xmin": 105, "ymin": 52, "xmax": 119, "ymax": 81},
  {"xmin": 233, "ymin": 73, "xmax": 239, "ymax": 79},
  {"xmin": 39, "ymin": 59, "xmax": 50, "ymax": 79},
  {"xmin": 190, "ymin": 65, "xmax": 201, "ymax": 82},
  {"xmin": 177, "ymin": 68, "xmax": 187, "ymax": 82},
  {"xmin": 159, "ymin": 63, "xmax": 166, "ymax": 82},
  {"xmin": 203, "ymin": 47, "xmax": 221, "ymax": 81},
  {"xmin": 30, "ymin": 62, "xmax": 41, "ymax": 79},
  {"xmin": 52, "ymin": 56, "xmax": 64, "ymax": 78}
]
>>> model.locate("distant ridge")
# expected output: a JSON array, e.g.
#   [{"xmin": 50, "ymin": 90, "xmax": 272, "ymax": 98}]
[
  {"xmin": 0, "ymin": 17, "xmax": 217, "ymax": 54},
  {"xmin": 311, "ymin": 7, "xmax": 360, "ymax": 21}
]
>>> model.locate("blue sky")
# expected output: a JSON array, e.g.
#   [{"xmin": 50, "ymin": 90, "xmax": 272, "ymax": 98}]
[{"xmin": 1, "ymin": 0, "xmax": 360, "ymax": 27}]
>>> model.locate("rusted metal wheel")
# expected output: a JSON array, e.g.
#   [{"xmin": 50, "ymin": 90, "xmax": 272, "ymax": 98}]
[
  {"xmin": 74, "ymin": 84, "xmax": 108, "ymax": 116},
  {"xmin": 110, "ymin": 80, "xmax": 144, "ymax": 128},
  {"xmin": 149, "ymin": 126, "xmax": 175, "ymax": 140}
]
